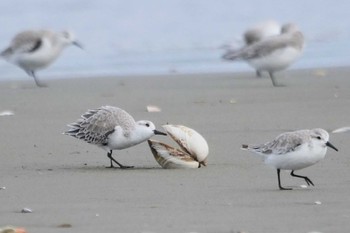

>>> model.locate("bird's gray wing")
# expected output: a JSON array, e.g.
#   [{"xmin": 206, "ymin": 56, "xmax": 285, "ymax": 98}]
[
  {"xmin": 65, "ymin": 106, "xmax": 136, "ymax": 145},
  {"xmin": 223, "ymin": 36, "xmax": 290, "ymax": 60},
  {"xmin": 1, "ymin": 31, "xmax": 45, "ymax": 56},
  {"xmin": 244, "ymin": 30, "xmax": 264, "ymax": 45},
  {"xmin": 249, "ymin": 132, "xmax": 304, "ymax": 155}
]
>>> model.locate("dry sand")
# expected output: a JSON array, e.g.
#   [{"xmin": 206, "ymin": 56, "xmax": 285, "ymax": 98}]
[{"xmin": 1, "ymin": 67, "xmax": 350, "ymax": 233}]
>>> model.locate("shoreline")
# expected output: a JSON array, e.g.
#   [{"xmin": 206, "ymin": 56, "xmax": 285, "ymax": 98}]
[{"xmin": 1, "ymin": 64, "xmax": 350, "ymax": 83}]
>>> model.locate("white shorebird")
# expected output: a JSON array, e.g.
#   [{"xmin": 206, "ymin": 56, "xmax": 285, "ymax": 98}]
[
  {"xmin": 242, "ymin": 20, "xmax": 281, "ymax": 78},
  {"xmin": 64, "ymin": 106, "xmax": 167, "ymax": 168},
  {"xmin": 222, "ymin": 23, "xmax": 304, "ymax": 86},
  {"xmin": 241, "ymin": 128, "xmax": 338, "ymax": 190},
  {"xmin": 1, "ymin": 29, "xmax": 82, "ymax": 87}
]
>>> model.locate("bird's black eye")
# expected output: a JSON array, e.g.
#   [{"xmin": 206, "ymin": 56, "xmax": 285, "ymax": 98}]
[
  {"xmin": 316, "ymin": 136, "xmax": 322, "ymax": 140},
  {"xmin": 145, "ymin": 123, "xmax": 150, "ymax": 127}
]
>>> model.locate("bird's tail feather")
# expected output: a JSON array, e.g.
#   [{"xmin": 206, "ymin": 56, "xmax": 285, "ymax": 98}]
[{"xmin": 222, "ymin": 50, "xmax": 240, "ymax": 60}]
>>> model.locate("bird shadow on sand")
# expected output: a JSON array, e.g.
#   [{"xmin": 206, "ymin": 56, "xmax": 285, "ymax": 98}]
[
  {"xmin": 256, "ymin": 185, "xmax": 316, "ymax": 193},
  {"xmin": 56, "ymin": 164, "xmax": 164, "ymax": 172}
]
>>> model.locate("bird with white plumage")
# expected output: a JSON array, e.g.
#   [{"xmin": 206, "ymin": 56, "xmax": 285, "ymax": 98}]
[
  {"xmin": 223, "ymin": 23, "xmax": 304, "ymax": 86},
  {"xmin": 1, "ymin": 29, "xmax": 82, "ymax": 87},
  {"xmin": 64, "ymin": 106, "xmax": 167, "ymax": 168},
  {"xmin": 242, "ymin": 128, "xmax": 338, "ymax": 190}
]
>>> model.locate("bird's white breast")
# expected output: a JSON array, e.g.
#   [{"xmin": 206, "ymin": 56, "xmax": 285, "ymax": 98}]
[
  {"xmin": 106, "ymin": 126, "xmax": 152, "ymax": 150},
  {"xmin": 247, "ymin": 47, "xmax": 302, "ymax": 72},
  {"xmin": 264, "ymin": 143, "xmax": 327, "ymax": 170},
  {"xmin": 12, "ymin": 38, "xmax": 64, "ymax": 70}
]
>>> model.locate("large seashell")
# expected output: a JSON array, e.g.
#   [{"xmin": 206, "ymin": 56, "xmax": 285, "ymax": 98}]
[
  {"xmin": 162, "ymin": 124, "xmax": 209, "ymax": 165},
  {"xmin": 148, "ymin": 140, "xmax": 200, "ymax": 168},
  {"xmin": 148, "ymin": 124, "xmax": 209, "ymax": 168}
]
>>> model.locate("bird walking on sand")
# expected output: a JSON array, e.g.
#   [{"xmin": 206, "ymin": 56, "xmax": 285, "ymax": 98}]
[
  {"xmin": 222, "ymin": 23, "xmax": 304, "ymax": 86},
  {"xmin": 241, "ymin": 128, "xmax": 338, "ymax": 190},
  {"xmin": 1, "ymin": 29, "xmax": 82, "ymax": 87},
  {"xmin": 64, "ymin": 106, "xmax": 167, "ymax": 168}
]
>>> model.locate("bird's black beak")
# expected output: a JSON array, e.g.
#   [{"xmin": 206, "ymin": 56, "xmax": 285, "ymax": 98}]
[
  {"xmin": 73, "ymin": 41, "xmax": 83, "ymax": 49},
  {"xmin": 154, "ymin": 130, "xmax": 167, "ymax": 136},
  {"xmin": 326, "ymin": 141, "xmax": 338, "ymax": 152}
]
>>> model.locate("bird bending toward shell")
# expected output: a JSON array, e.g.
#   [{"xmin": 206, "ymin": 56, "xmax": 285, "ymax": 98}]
[
  {"xmin": 242, "ymin": 128, "xmax": 338, "ymax": 190},
  {"xmin": 1, "ymin": 29, "xmax": 82, "ymax": 87},
  {"xmin": 64, "ymin": 106, "xmax": 167, "ymax": 168}
]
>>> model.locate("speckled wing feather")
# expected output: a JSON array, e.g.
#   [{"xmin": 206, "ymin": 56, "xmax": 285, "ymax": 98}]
[
  {"xmin": 223, "ymin": 35, "xmax": 290, "ymax": 60},
  {"xmin": 65, "ymin": 106, "xmax": 136, "ymax": 145},
  {"xmin": 245, "ymin": 131, "xmax": 305, "ymax": 155},
  {"xmin": 1, "ymin": 30, "xmax": 46, "ymax": 56},
  {"xmin": 241, "ymin": 37, "xmax": 290, "ymax": 59}
]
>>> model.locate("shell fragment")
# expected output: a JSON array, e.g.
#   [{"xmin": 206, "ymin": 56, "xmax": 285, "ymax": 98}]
[
  {"xmin": 0, "ymin": 110, "xmax": 14, "ymax": 116},
  {"xmin": 21, "ymin": 208, "xmax": 33, "ymax": 213},
  {"xmin": 332, "ymin": 127, "xmax": 350, "ymax": 133},
  {"xmin": 146, "ymin": 105, "xmax": 162, "ymax": 112}
]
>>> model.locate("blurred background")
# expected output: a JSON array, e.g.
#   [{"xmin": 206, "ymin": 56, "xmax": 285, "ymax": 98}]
[{"xmin": 0, "ymin": 0, "xmax": 349, "ymax": 80}]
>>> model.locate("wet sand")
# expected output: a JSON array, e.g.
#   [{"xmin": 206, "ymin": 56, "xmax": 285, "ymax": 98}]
[{"xmin": 1, "ymin": 67, "xmax": 350, "ymax": 233}]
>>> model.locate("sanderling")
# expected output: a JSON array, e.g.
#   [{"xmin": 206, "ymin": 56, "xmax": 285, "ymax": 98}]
[
  {"xmin": 222, "ymin": 23, "xmax": 304, "ymax": 86},
  {"xmin": 1, "ymin": 29, "xmax": 82, "ymax": 87},
  {"xmin": 241, "ymin": 128, "xmax": 338, "ymax": 190},
  {"xmin": 242, "ymin": 20, "xmax": 281, "ymax": 78},
  {"xmin": 64, "ymin": 106, "xmax": 167, "ymax": 168}
]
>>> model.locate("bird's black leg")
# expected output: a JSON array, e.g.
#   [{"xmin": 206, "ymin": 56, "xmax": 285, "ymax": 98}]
[
  {"xmin": 106, "ymin": 151, "xmax": 114, "ymax": 168},
  {"xmin": 27, "ymin": 70, "xmax": 47, "ymax": 87},
  {"xmin": 269, "ymin": 72, "xmax": 278, "ymax": 87},
  {"xmin": 106, "ymin": 150, "xmax": 133, "ymax": 169},
  {"xmin": 290, "ymin": 170, "xmax": 314, "ymax": 186},
  {"xmin": 277, "ymin": 169, "xmax": 292, "ymax": 190},
  {"xmin": 256, "ymin": 70, "xmax": 262, "ymax": 78}
]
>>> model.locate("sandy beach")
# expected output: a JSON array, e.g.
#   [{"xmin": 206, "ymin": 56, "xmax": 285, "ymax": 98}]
[{"xmin": 1, "ymin": 67, "xmax": 350, "ymax": 233}]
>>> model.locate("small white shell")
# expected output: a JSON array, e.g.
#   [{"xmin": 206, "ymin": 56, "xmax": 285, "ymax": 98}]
[
  {"xmin": 0, "ymin": 110, "xmax": 14, "ymax": 116},
  {"xmin": 332, "ymin": 127, "xmax": 350, "ymax": 133},
  {"xmin": 148, "ymin": 140, "xmax": 200, "ymax": 168},
  {"xmin": 162, "ymin": 124, "xmax": 209, "ymax": 165},
  {"xmin": 21, "ymin": 208, "xmax": 33, "ymax": 213},
  {"xmin": 146, "ymin": 105, "xmax": 162, "ymax": 112}
]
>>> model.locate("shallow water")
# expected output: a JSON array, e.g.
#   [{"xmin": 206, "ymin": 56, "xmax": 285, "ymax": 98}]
[{"xmin": 0, "ymin": 0, "xmax": 349, "ymax": 80}]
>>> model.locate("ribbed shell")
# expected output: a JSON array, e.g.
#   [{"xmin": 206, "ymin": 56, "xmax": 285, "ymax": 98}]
[
  {"xmin": 162, "ymin": 124, "xmax": 209, "ymax": 165},
  {"xmin": 148, "ymin": 140, "xmax": 200, "ymax": 169}
]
